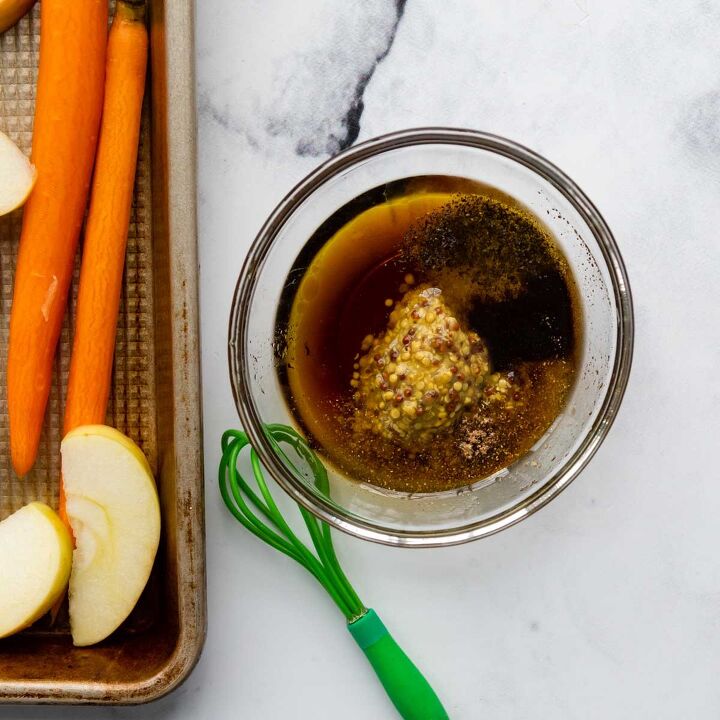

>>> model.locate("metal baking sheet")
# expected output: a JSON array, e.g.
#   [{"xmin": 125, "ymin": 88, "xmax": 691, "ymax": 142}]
[{"xmin": 0, "ymin": 0, "xmax": 205, "ymax": 704}]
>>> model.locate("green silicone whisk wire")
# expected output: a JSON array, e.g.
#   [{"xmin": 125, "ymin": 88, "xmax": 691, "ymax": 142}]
[
  {"xmin": 219, "ymin": 424, "xmax": 450, "ymax": 720},
  {"xmin": 219, "ymin": 425, "xmax": 365, "ymax": 621}
]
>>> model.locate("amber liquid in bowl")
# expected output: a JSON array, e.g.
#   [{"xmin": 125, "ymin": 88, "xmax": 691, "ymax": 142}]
[{"xmin": 275, "ymin": 176, "xmax": 581, "ymax": 493}]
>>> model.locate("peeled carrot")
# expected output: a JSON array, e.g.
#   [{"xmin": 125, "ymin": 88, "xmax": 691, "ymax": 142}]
[
  {"xmin": 7, "ymin": 0, "xmax": 107, "ymax": 477},
  {"xmin": 59, "ymin": 0, "xmax": 148, "ymax": 530}
]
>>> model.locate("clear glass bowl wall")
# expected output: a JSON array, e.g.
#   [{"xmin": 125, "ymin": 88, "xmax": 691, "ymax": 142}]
[{"xmin": 229, "ymin": 129, "xmax": 633, "ymax": 547}]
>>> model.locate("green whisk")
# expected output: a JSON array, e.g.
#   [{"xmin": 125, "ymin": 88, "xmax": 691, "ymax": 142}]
[{"xmin": 219, "ymin": 424, "xmax": 450, "ymax": 720}]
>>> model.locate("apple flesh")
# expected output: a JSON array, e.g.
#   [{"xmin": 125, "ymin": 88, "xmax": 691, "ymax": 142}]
[
  {"xmin": 0, "ymin": 130, "xmax": 36, "ymax": 216},
  {"xmin": 0, "ymin": 502, "xmax": 72, "ymax": 639},
  {"xmin": 61, "ymin": 425, "xmax": 161, "ymax": 647}
]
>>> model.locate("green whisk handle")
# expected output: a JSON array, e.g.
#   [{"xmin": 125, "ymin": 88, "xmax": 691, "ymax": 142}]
[{"xmin": 348, "ymin": 609, "xmax": 450, "ymax": 720}]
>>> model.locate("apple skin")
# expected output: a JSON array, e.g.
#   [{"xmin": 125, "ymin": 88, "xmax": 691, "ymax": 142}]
[
  {"xmin": 0, "ymin": 130, "xmax": 36, "ymax": 216},
  {"xmin": 0, "ymin": 501, "xmax": 72, "ymax": 639},
  {"xmin": 61, "ymin": 425, "xmax": 161, "ymax": 647}
]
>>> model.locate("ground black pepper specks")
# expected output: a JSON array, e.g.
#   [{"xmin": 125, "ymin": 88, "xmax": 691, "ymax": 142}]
[{"xmin": 403, "ymin": 194, "xmax": 559, "ymax": 302}]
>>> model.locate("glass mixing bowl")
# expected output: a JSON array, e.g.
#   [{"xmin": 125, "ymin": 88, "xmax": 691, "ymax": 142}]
[{"xmin": 228, "ymin": 128, "xmax": 633, "ymax": 547}]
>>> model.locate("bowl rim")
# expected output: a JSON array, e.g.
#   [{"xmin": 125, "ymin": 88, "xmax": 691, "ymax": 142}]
[{"xmin": 228, "ymin": 127, "xmax": 634, "ymax": 547}]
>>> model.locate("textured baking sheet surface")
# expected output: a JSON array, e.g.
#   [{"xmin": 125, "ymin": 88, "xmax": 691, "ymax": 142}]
[
  {"xmin": 0, "ymin": 3, "xmax": 157, "ymax": 606},
  {"xmin": 0, "ymin": 1, "xmax": 203, "ymax": 703}
]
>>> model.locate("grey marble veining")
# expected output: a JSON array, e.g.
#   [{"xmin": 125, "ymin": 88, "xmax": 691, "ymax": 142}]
[{"xmin": 199, "ymin": 0, "xmax": 406, "ymax": 157}]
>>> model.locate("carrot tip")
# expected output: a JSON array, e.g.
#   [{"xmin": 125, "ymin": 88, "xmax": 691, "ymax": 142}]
[{"xmin": 11, "ymin": 445, "xmax": 38, "ymax": 477}]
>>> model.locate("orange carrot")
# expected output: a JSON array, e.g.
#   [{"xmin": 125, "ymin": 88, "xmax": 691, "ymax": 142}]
[
  {"xmin": 7, "ymin": 0, "xmax": 107, "ymax": 477},
  {"xmin": 59, "ymin": 0, "xmax": 148, "ymax": 529}
]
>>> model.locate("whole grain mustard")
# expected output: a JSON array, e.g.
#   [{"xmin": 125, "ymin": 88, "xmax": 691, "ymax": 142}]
[{"xmin": 352, "ymin": 284, "xmax": 492, "ymax": 447}]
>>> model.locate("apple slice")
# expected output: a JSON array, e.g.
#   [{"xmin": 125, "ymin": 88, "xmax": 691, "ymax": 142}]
[
  {"xmin": 61, "ymin": 425, "xmax": 160, "ymax": 647},
  {"xmin": 0, "ymin": 130, "xmax": 36, "ymax": 216},
  {"xmin": 0, "ymin": 502, "xmax": 72, "ymax": 639}
]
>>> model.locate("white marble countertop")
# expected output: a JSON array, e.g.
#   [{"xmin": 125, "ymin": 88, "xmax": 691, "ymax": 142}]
[{"xmin": 4, "ymin": 0, "xmax": 720, "ymax": 718}]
